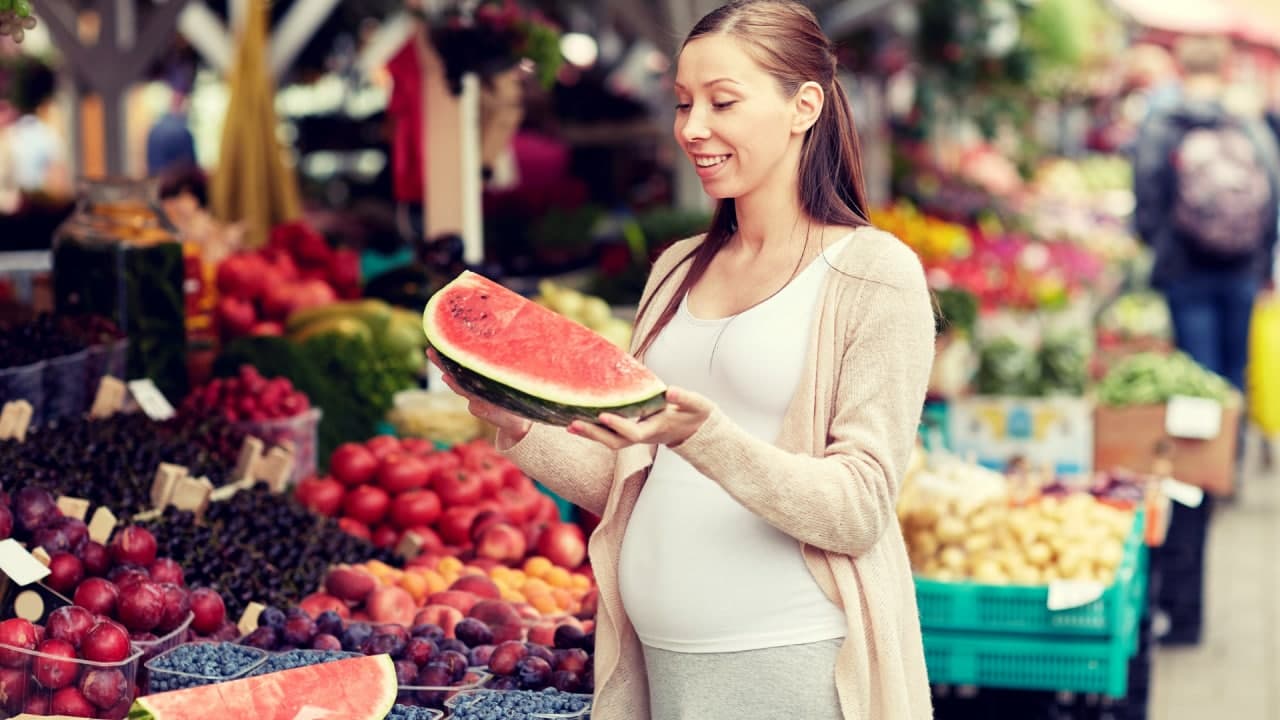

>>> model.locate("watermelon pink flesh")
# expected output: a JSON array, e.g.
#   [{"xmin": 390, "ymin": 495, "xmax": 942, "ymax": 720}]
[
  {"xmin": 424, "ymin": 271, "xmax": 665, "ymax": 407},
  {"xmin": 130, "ymin": 654, "xmax": 397, "ymax": 720}
]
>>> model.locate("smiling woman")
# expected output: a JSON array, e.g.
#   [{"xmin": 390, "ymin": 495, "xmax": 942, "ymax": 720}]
[{"xmin": 430, "ymin": 2, "xmax": 936, "ymax": 719}]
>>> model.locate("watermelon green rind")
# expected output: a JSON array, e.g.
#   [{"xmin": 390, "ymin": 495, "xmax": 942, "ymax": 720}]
[
  {"xmin": 423, "ymin": 271, "xmax": 667, "ymax": 425},
  {"xmin": 436, "ymin": 352, "xmax": 667, "ymax": 426},
  {"xmin": 128, "ymin": 653, "xmax": 397, "ymax": 720}
]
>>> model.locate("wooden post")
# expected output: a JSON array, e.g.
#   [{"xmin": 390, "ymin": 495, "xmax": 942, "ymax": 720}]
[{"xmin": 420, "ymin": 28, "xmax": 484, "ymax": 265}]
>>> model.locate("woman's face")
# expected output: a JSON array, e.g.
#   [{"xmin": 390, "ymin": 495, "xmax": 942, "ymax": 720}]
[{"xmin": 673, "ymin": 35, "xmax": 805, "ymax": 201}]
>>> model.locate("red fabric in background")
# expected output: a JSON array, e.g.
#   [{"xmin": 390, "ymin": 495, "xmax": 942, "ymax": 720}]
[{"xmin": 386, "ymin": 38, "xmax": 425, "ymax": 203}]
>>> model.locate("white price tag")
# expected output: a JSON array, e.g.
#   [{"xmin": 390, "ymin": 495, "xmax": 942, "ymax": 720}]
[
  {"xmin": 1165, "ymin": 396, "xmax": 1222, "ymax": 440},
  {"xmin": 1162, "ymin": 477, "xmax": 1205, "ymax": 508},
  {"xmin": 1047, "ymin": 580, "xmax": 1105, "ymax": 611},
  {"xmin": 128, "ymin": 379, "xmax": 176, "ymax": 421},
  {"xmin": 0, "ymin": 538, "xmax": 52, "ymax": 586}
]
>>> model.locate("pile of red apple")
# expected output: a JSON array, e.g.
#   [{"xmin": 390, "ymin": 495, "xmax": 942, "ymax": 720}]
[
  {"xmin": 214, "ymin": 220, "xmax": 359, "ymax": 339},
  {"xmin": 8, "ymin": 487, "xmax": 234, "ymax": 647},
  {"xmin": 0, "ymin": 614, "xmax": 138, "ymax": 717},
  {"xmin": 294, "ymin": 438, "xmax": 584, "ymax": 570},
  {"xmin": 180, "ymin": 364, "xmax": 312, "ymax": 423}
]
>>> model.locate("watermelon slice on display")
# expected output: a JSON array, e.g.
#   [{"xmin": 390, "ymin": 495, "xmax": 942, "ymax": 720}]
[
  {"xmin": 127, "ymin": 654, "xmax": 397, "ymax": 720},
  {"xmin": 423, "ymin": 271, "xmax": 667, "ymax": 426}
]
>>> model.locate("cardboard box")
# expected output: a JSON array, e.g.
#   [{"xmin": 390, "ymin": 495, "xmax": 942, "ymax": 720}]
[
  {"xmin": 1093, "ymin": 403, "xmax": 1240, "ymax": 496},
  {"xmin": 948, "ymin": 396, "xmax": 1094, "ymax": 475}
]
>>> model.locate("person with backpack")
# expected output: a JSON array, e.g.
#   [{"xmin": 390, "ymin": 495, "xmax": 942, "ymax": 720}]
[{"xmin": 1134, "ymin": 34, "xmax": 1280, "ymax": 394}]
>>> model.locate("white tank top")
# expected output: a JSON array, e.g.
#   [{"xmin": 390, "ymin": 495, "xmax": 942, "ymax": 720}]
[{"xmin": 618, "ymin": 234, "xmax": 852, "ymax": 653}]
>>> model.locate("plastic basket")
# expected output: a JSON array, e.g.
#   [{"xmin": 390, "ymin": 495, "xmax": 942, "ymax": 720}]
[
  {"xmin": 233, "ymin": 407, "xmax": 323, "ymax": 486},
  {"xmin": 445, "ymin": 688, "xmax": 592, "ymax": 719},
  {"xmin": 914, "ymin": 512, "xmax": 1146, "ymax": 639},
  {"xmin": 0, "ymin": 642, "xmax": 143, "ymax": 719},
  {"xmin": 922, "ymin": 629, "xmax": 1134, "ymax": 697},
  {"xmin": 131, "ymin": 611, "xmax": 194, "ymax": 691},
  {"xmin": 398, "ymin": 668, "xmax": 490, "ymax": 709},
  {"xmin": 144, "ymin": 641, "xmax": 269, "ymax": 693},
  {"xmin": 43, "ymin": 349, "xmax": 91, "ymax": 421}
]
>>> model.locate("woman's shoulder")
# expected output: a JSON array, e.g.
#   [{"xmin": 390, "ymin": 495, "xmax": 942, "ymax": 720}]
[
  {"xmin": 830, "ymin": 225, "xmax": 927, "ymax": 293},
  {"xmin": 652, "ymin": 233, "xmax": 706, "ymax": 274}
]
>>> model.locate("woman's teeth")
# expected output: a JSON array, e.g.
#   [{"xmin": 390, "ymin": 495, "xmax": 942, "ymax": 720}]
[{"xmin": 695, "ymin": 155, "xmax": 729, "ymax": 168}]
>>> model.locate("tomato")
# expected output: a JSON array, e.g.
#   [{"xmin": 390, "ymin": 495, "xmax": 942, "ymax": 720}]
[
  {"xmin": 330, "ymin": 443, "xmax": 378, "ymax": 487},
  {"xmin": 336, "ymin": 517, "xmax": 371, "ymax": 541},
  {"xmin": 390, "ymin": 489, "xmax": 443, "ymax": 529},
  {"xmin": 342, "ymin": 485, "xmax": 391, "ymax": 525},
  {"xmin": 501, "ymin": 465, "xmax": 534, "ymax": 493},
  {"xmin": 371, "ymin": 524, "xmax": 400, "ymax": 549},
  {"xmin": 468, "ymin": 509, "xmax": 511, "ymax": 544},
  {"xmin": 400, "ymin": 438, "xmax": 436, "ymax": 456},
  {"xmin": 377, "ymin": 453, "xmax": 432, "ymax": 494},
  {"xmin": 364, "ymin": 435, "xmax": 402, "ymax": 460},
  {"xmin": 531, "ymin": 492, "xmax": 561, "ymax": 524},
  {"xmin": 438, "ymin": 506, "xmax": 480, "ymax": 546},
  {"xmin": 496, "ymin": 488, "xmax": 538, "ymax": 525},
  {"xmin": 295, "ymin": 476, "xmax": 345, "ymax": 517},
  {"xmin": 421, "ymin": 452, "xmax": 461, "ymax": 484},
  {"xmin": 400, "ymin": 526, "xmax": 445, "ymax": 556},
  {"xmin": 433, "ymin": 468, "xmax": 485, "ymax": 507}
]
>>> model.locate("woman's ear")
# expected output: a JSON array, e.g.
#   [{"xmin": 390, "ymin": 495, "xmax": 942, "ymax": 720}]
[{"xmin": 792, "ymin": 81, "xmax": 825, "ymax": 134}]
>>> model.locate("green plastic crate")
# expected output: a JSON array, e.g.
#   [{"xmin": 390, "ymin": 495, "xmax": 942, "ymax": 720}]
[
  {"xmin": 915, "ymin": 511, "xmax": 1146, "ymax": 639},
  {"xmin": 922, "ymin": 628, "xmax": 1134, "ymax": 696}
]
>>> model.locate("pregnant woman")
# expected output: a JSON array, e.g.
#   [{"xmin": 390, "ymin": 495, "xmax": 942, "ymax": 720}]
[{"xmin": 432, "ymin": 1, "xmax": 935, "ymax": 718}]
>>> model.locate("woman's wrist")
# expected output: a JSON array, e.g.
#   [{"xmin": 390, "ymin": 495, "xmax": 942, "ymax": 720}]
[{"xmin": 495, "ymin": 419, "xmax": 532, "ymax": 451}]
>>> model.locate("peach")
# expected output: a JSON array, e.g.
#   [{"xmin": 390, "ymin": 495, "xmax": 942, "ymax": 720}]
[
  {"xmin": 475, "ymin": 523, "xmax": 526, "ymax": 565},
  {"xmin": 468, "ymin": 599, "xmax": 522, "ymax": 628},
  {"xmin": 299, "ymin": 592, "xmax": 351, "ymax": 620},
  {"xmin": 449, "ymin": 575, "xmax": 501, "ymax": 600},
  {"xmin": 413, "ymin": 605, "xmax": 464, "ymax": 638},
  {"xmin": 426, "ymin": 590, "xmax": 480, "ymax": 615},
  {"xmin": 513, "ymin": 602, "xmax": 542, "ymax": 623},
  {"xmin": 527, "ymin": 622, "xmax": 557, "ymax": 647},
  {"xmin": 325, "ymin": 565, "xmax": 377, "ymax": 603},
  {"xmin": 491, "ymin": 622, "xmax": 525, "ymax": 644},
  {"xmin": 367, "ymin": 586, "xmax": 416, "ymax": 626}
]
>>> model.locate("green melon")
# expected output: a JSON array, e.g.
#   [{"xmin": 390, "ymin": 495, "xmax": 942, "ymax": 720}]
[
  {"xmin": 128, "ymin": 653, "xmax": 397, "ymax": 720},
  {"xmin": 423, "ymin": 271, "xmax": 666, "ymax": 426}
]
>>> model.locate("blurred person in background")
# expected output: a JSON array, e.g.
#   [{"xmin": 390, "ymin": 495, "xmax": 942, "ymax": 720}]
[
  {"xmin": 2, "ymin": 59, "xmax": 69, "ymax": 199},
  {"xmin": 1134, "ymin": 34, "xmax": 1280, "ymax": 394}
]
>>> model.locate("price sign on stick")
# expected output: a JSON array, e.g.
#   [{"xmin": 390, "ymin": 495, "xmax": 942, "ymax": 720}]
[
  {"xmin": 0, "ymin": 400, "xmax": 33, "ymax": 441},
  {"xmin": 128, "ymin": 379, "xmax": 175, "ymax": 421},
  {"xmin": 89, "ymin": 376, "xmax": 126, "ymax": 418}
]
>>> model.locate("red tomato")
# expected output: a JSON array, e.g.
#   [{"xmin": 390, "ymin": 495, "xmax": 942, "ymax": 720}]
[
  {"xmin": 342, "ymin": 485, "xmax": 391, "ymax": 525},
  {"xmin": 390, "ymin": 489, "xmax": 443, "ymax": 529},
  {"xmin": 336, "ymin": 517, "xmax": 371, "ymax": 541},
  {"xmin": 438, "ymin": 506, "xmax": 480, "ymax": 546},
  {"xmin": 365, "ymin": 435, "xmax": 402, "ymax": 460},
  {"xmin": 295, "ymin": 476, "xmax": 345, "ymax": 517},
  {"xmin": 400, "ymin": 438, "xmax": 436, "ymax": 456},
  {"xmin": 496, "ymin": 488, "xmax": 538, "ymax": 525},
  {"xmin": 330, "ymin": 443, "xmax": 379, "ymax": 486},
  {"xmin": 433, "ymin": 469, "xmax": 485, "ymax": 507},
  {"xmin": 377, "ymin": 453, "xmax": 432, "ymax": 494}
]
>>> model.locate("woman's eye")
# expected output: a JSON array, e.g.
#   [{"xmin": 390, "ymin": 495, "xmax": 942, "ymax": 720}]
[
  {"xmin": 674, "ymin": 103, "xmax": 691, "ymax": 112},
  {"xmin": 712, "ymin": 101, "xmax": 736, "ymax": 110}
]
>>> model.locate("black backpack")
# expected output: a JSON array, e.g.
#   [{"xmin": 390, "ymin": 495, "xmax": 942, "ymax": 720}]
[{"xmin": 1169, "ymin": 117, "xmax": 1275, "ymax": 260}]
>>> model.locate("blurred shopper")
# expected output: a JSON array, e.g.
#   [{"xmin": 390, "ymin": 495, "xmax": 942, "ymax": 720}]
[
  {"xmin": 146, "ymin": 92, "xmax": 198, "ymax": 177},
  {"xmin": 4, "ymin": 60, "xmax": 69, "ymax": 197},
  {"xmin": 433, "ymin": 1, "xmax": 934, "ymax": 718},
  {"xmin": 1134, "ymin": 35, "xmax": 1280, "ymax": 392}
]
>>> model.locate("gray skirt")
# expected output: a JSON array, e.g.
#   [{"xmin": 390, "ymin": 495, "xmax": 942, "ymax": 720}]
[{"xmin": 642, "ymin": 638, "xmax": 844, "ymax": 720}]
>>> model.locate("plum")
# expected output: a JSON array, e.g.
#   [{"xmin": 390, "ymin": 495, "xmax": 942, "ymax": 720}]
[
  {"xmin": 515, "ymin": 655, "xmax": 552, "ymax": 689},
  {"xmin": 453, "ymin": 618, "xmax": 493, "ymax": 648}
]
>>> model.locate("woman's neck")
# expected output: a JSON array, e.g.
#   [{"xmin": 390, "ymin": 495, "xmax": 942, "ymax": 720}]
[{"xmin": 731, "ymin": 185, "xmax": 807, "ymax": 256}]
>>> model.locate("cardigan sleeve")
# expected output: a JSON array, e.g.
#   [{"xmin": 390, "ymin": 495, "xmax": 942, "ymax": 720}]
[
  {"xmin": 499, "ymin": 236, "xmax": 703, "ymax": 516},
  {"xmin": 670, "ymin": 243, "xmax": 935, "ymax": 557}
]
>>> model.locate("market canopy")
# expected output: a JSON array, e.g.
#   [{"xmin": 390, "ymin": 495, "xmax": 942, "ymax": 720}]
[{"xmin": 1110, "ymin": 0, "xmax": 1280, "ymax": 49}]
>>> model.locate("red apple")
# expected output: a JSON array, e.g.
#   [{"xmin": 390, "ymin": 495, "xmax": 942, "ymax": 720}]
[{"xmin": 188, "ymin": 588, "xmax": 226, "ymax": 635}]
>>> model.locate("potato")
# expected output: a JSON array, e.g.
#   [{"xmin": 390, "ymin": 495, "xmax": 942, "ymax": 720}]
[
  {"xmin": 936, "ymin": 515, "xmax": 967, "ymax": 544},
  {"xmin": 963, "ymin": 533, "xmax": 994, "ymax": 554},
  {"xmin": 911, "ymin": 530, "xmax": 941, "ymax": 559},
  {"xmin": 939, "ymin": 545, "xmax": 967, "ymax": 572},
  {"xmin": 1026, "ymin": 542, "xmax": 1053, "ymax": 567}
]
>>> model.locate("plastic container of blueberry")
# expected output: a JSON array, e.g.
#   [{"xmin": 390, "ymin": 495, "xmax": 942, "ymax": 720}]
[
  {"xmin": 444, "ymin": 688, "xmax": 592, "ymax": 719},
  {"xmin": 398, "ymin": 668, "xmax": 490, "ymax": 710},
  {"xmin": 385, "ymin": 705, "xmax": 444, "ymax": 720},
  {"xmin": 247, "ymin": 648, "xmax": 362, "ymax": 677},
  {"xmin": 132, "ymin": 611, "xmax": 194, "ymax": 663},
  {"xmin": 144, "ymin": 641, "xmax": 269, "ymax": 693}
]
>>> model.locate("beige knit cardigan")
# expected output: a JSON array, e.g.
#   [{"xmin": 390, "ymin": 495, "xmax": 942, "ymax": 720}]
[{"xmin": 501, "ymin": 225, "xmax": 936, "ymax": 719}]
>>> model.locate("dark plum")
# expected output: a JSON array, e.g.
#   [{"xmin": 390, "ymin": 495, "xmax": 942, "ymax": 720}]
[
  {"xmin": 488, "ymin": 641, "xmax": 527, "ymax": 676},
  {"xmin": 404, "ymin": 637, "xmax": 437, "ymax": 666},
  {"xmin": 282, "ymin": 614, "xmax": 317, "ymax": 646},
  {"xmin": 525, "ymin": 644, "xmax": 555, "ymax": 666},
  {"xmin": 551, "ymin": 669, "xmax": 582, "ymax": 693},
  {"xmin": 553, "ymin": 624, "xmax": 587, "ymax": 650},
  {"xmin": 341, "ymin": 622, "xmax": 373, "ymax": 652},
  {"xmin": 311, "ymin": 633, "xmax": 342, "ymax": 651},
  {"xmin": 361, "ymin": 633, "xmax": 402, "ymax": 657},
  {"xmin": 438, "ymin": 650, "xmax": 469, "ymax": 682},
  {"xmin": 241, "ymin": 626, "xmax": 280, "ymax": 651},
  {"xmin": 258, "ymin": 606, "xmax": 287, "ymax": 630},
  {"xmin": 409, "ymin": 623, "xmax": 444, "ymax": 643},
  {"xmin": 467, "ymin": 644, "xmax": 495, "ymax": 668},
  {"xmin": 14, "ymin": 486, "xmax": 58, "ymax": 532},
  {"xmin": 438, "ymin": 638, "xmax": 469, "ymax": 656},
  {"xmin": 487, "ymin": 675, "xmax": 520, "ymax": 690},
  {"xmin": 314, "ymin": 610, "xmax": 344, "ymax": 637},
  {"xmin": 515, "ymin": 656, "xmax": 552, "ymax": 689},
  {"xmin": 394, "ymin": 659, "xmax": 418, "ymax": 685},
  {"xmin": 453, "ymin": 618, "xmax": 493, "ymax": 648}
]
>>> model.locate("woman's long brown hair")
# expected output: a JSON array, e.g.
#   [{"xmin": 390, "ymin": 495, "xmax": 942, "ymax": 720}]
[{"xmin": 633, "ymin": 0, "xmax": 873, "ymax": 359}]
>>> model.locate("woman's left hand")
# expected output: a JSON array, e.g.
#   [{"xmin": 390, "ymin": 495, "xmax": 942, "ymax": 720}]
[{"xmin": 568, "ymin": 387, "xmax": 714, "ymax": 450}]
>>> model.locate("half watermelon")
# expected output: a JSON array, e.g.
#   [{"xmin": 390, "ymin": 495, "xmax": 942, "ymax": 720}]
[
  {"xmin": 127, "ymin": 653, "xmax": 397, "ymax": 720},
  {"xmin": 423, "ymin": 271, "xmax": 667, "ymax": 426}
]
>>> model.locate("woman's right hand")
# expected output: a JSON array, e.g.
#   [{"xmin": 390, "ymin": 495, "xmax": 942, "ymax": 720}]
[{"xmin": 427, "ymin": 349, "xmax": 532, "ymax": 445}]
